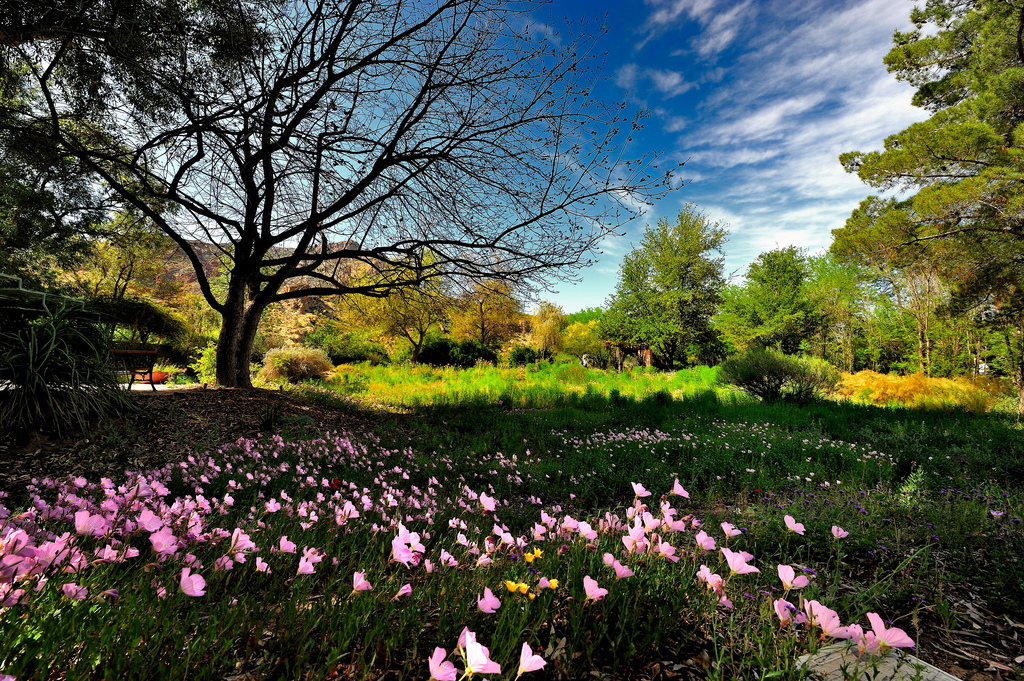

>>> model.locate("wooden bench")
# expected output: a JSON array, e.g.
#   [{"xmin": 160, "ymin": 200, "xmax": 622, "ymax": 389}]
[{"xmin": 111, "ymin": 349, "xmax": 159, "ymax": 391}]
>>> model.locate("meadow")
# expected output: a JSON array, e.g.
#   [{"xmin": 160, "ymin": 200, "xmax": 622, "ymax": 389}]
[{"xmin": 1, "ymin": 364, "xmax": 1022, "ymax": 680}]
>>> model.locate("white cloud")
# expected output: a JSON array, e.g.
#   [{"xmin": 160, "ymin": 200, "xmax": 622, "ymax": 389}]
[
  {"xmin": 635, "ymin": 0, "xmax": 749, "ymax": 55},
  {"xmin": 645, "ymin": 68, "xmax": 697, "ymax": 97},
  {"xmin": 616, "ymin": 63, "xmax": 639, "ymax": 89}
]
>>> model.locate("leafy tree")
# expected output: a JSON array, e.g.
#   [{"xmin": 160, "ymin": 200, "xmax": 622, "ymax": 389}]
[
  {"xmin": 803, "ymin": 255, "xmax": 868, "ymax": 373},
  {"xmin": 450, "ymin": 281, "xmax": 525, "ymax": 349},
  {"xmin": 716, "ymin": 246, "xmax": 817, "ymax": 354},
  {"xmin": 834, "ymin": 0, "xmax": 1024, "ymax": 375},
  {"xmin": 530, "ymin": 301, "xmax": 564, "ymax": 359},
  {"xmin": 73, "ymin": 213, "xmax": 179, "ymax": 300},
  {"xmin": 2, "ymin": 0, "xmax": 674, "ymax": 387},
  {"xmin": 336, "ymin": 272, "xmax": 453, "ymax": 363},
  {"xmin": 602, "ymin": 204, "xmax": 728, "ymax": 367},
  {"xmin": 0, "ymin": 72, "xmax": 107, "ymax": 289},
  {"xmin": 564, "ymin": 307, "xmax": 603, "ymax": 325},
  {"xmin": 562, "ymin": 320, "xmax": 607, "ymax": 366}
]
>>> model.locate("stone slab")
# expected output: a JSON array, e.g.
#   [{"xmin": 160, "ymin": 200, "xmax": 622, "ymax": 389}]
[{"xmin": 797, "ymin": 643, "xmax": 960, "ymax": 681}]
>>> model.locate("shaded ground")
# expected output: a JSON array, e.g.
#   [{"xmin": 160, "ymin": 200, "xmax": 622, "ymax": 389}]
[
  {"xmin": 0, "ymin": 385, "xmax": 410, "ymax": 506},
  {"xmin": 0, "ymin": 387, "xmax": 1021, "ymax": 680}
]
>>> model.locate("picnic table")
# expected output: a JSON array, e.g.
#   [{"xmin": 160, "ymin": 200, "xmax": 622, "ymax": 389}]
[{"xmin": 111, "ymin": 349, "xmax": 159, "ymax": 391}]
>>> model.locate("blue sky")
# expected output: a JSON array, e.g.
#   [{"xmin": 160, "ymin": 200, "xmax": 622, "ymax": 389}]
[{"xmin": 537, "ymin": 0, "xmax": 930, "ymax": 313}]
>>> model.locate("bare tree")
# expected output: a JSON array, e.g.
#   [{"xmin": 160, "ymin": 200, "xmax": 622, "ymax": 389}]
[{"xmin": 3, "ymin": 0, "xmax": 675, "ymax": 386}]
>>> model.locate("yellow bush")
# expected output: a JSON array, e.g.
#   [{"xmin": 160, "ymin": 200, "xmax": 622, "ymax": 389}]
[
  {"xmin": 259, "ymin": 346, "xmax": 333, "ymax": 383},
  {"xmin": 836, "ymin": 371, "xmax": 1008, "ymax": 412}
]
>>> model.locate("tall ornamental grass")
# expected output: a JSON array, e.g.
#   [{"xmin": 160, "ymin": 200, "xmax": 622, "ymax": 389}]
[{"xmin": 0, "ymin": 301, "xmax": 136, "ymax": 437}]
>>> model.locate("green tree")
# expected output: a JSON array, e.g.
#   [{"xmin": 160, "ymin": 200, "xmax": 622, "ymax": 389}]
[
  {"xmin": 563, "ymin": 307, "xmax": 603, "ymax": 326},
  {"xmin": 838, "ymin": 0, "xmax": 1024, "ymax": 249},
  {"xmin": 450, "ymin": 282, "xmax": 524, "ymax": 349},
  {"xmin": 530, "ymin": 301, "xmax": 564, "ymax": 359},
  {"xmin": 562, "ymin": 320, "xmax": 606, "ymax": 366},
  {"xmin": 716, "ymin": 246, "xmax": 817, "ymax": 354},
  {"xmin": 602, "ymin": 204, "xmax": 728, "ymax": 367},
  {"xmin": 337, "ymin": 272, "xmax": 453, "ymax": 363},
  {"xmin": 803, "ymin": 254, "xmax": 867, "ymax": 372}
]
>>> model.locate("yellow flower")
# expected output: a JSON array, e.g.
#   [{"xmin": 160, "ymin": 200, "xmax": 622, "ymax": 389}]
[
  {"xmin": 505, "ymin": 580, "xmax": 519, "ymax": 593},
  {"xmin": 524, "ymin": 553, "xmax": 534, "ymax": 563},
  {"xmin": 528, "ymin": 592, "xmax": 536, "ymax": 600},
  {"xmin": 548, "ymin": 579, "xmax": 559, "ymax": 589},
  {"xmin": 531, "ymin": 548, "xmax": 543, "ymax": 560},
  {"xmin": 518, "ymin": 583, "xmax": 529, "ymax": 594}
]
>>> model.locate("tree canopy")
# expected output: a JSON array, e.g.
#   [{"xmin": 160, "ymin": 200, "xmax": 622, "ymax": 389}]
[
  {"xmin": 602, "ymin": 204, "xmax": 728, "ymax": 366},
  {"xmin": 716, "ymin": 247, "xmax": 817, "ymax": 355}
]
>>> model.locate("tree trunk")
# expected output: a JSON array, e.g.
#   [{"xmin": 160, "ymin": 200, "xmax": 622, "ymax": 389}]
[{"xmin": 215, "ymin": 269, "xmax": 269, "ymax": 388}]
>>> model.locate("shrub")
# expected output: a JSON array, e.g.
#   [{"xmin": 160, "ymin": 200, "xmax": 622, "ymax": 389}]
[
  {"xmin": 417, "ymin": 337, "xmax": 459, "ymax": 366},
  {"xmin": 507, "ymin": 344, "xmax": 541, "ymax": 366},
  {"xmin": 0, "ymin": 301, "xmax": 137, "ymax": 437},
  {"xmin": 303, "ymin": 321, "xmax": 389, "ymax": 364},
  {"xmin": 718, "ymin": 348, "xmax": 840, "ymax": 405},
  {"xmin": 418, "ymin": 338, "xmax": 498, "ymax": 368},
  {"xmin": 189, "ymin": 342, "xmax": 218, "ymax": 384},
  {"xmin": 259, "ymin": 347, "xmax": 333, "ymax": 383},
  {"xmin": 835, "ymin": 370, "xmax": 1004, "ymax": 412}
]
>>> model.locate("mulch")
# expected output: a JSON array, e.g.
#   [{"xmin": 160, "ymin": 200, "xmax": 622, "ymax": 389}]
[{"xmin": 0, "ymin": 385, "xmax": 406, "ymax": 504}]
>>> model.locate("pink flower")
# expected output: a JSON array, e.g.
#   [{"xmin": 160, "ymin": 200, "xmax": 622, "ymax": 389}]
[
  {"xmin": 671, "ymin": 478, "xmax": 690, "ymax": 498},
  {"xmin": 392, "ymin": 536, "xmax": 414, "ymax": 567},
  {"xmin": 694, "ymin": 530, "xmax": 716, "ymax": 551},
  {"xmin": 655, "ymin": 540, "xmax": 679, "ymax": 563},
  {"xmin": 228, "ymin": 528, "xmax": 256, "ymax": 559},
  {"xmin": 480, "ymin": 492, "xmax": 496, "ymax": 513},
  {"xmin": 720, "ymin": 522, "xmax": 742, "ymax": 538},
  {"xmin": 352, "ymin": 571, "xmax": 372, "ymax": 592},
  {"xmin": 478, "ymin": 586, "xmax": 501, "ymax": 613},
  {"xmin": 394, "ymin": 583, "xmax": 412, "ymax": 599},
  {"xmin": 297, "ymin": 556, "xmax": 317, "ymax": 575},
  {"xmin": 777, "ymin": 564, "xmax": 809, "ymax": 590},
  {"xmin": 784, "ymin": 515, "xmax": 805, "ymax": 535},
  {"xmin": 255, "ymin": 557, "xmax": 271, "ymax": 573},
  {"xmin": 463, "ymin": 630, "xmax": 501, "ymax": 675},
  {"xmin": 213, "ymin": 555, "xmax": 234, "ymax": 571},
  {"xmin": 831, "ymin": 525, "xmax": 849, "ymax": 539},
  {"xmin": 804, "ymin": 600, "xmax": 850, "ymax": 639},
  {"xmin": 602, "ymin": 552, "xmax": 616, "ymax": 567},
  {"xmin": 1, "ymin": 584, "xmax": 26, "ymax": 607},
  {"xmin": 62, "ymin": 582, "xmax": 88, "ymax": 600},
  {"xmin": 428, "ymin": 647, "xmax": 457, "ymax": 681},
  {"xmin": 631, "ymin": 482, "xmax": 651, "ymax": 498},
  {"xmin": 517, "ymin": 642, "xmax": 546, "ymax": 677},
  {"xmin": 774, "ymin": 598, "xmax": 806, "ymax": 625},
  {"xmin": 180, "ymin": 568, "xmax": 206, "ymax": 597},
  {"xmin": 612, "ymin": 559, "xmax": 634, "ymax": 579},
  {"xmin": 866, "ymin": 612, "xmax": 915, "ymax": 652},
  {"xmin": 74, "ymin": 510, "xmax": 110, "ymax": 537},
  {"xmin": 583, "ymin": 575, "xmax": 608, "ymax": 601},
  {"xmin": 721, "ymin": 547, "xmax": 759, "ymax": 575},
  {"xmin": 622, "ymin": 524, "xmax": 647, "ymax": 554},
  {"xmin": 577, "ymin": 521, "xmax": 598, "ymax": 541},
  {"xmin": 137, "ymin": 508, "xmax": 163, "ymax": 532},
  {"xmin": 279, "ymin": 535, "xmax": 296, "ymax": 553},
  {"xmin": 149, "ymin": 527, "xmax": 179, "ymax": 557},
  {"xmin": 264, "ymin": 499, "xmax": 281, "ymax": 513}
]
